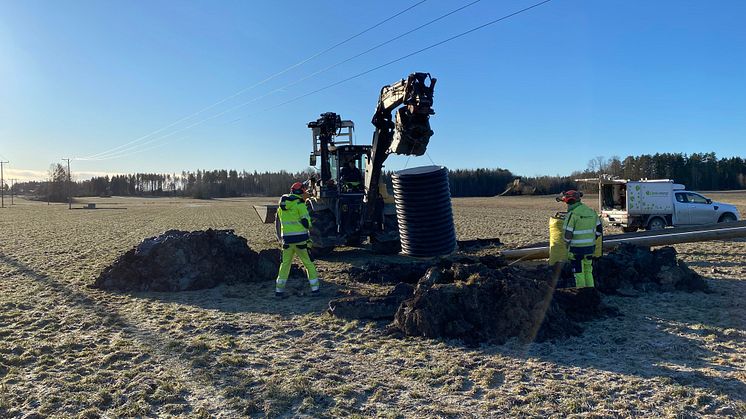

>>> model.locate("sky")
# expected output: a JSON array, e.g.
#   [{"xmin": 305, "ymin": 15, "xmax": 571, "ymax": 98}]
[{"xmin": 1, "ymin": 0, "xmax": 745, "ymax": 181}]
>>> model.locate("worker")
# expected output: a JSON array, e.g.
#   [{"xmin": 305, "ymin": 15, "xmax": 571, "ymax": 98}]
[
  {"xmin": 557, "ymin": 190, "xmax": 602, "ymax": 288},
  {"xmin": 275, "ymin": 182, "xmax": 320, "ymax": 297},
  {"xmin": 340, "ymin": 159, "xmax": 362, "ymax": 191}
]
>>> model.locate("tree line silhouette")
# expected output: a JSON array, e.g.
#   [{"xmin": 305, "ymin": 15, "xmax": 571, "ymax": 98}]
[{"xmin": 12, "ymin": 153, "xmax": 746, "ymax": 201}]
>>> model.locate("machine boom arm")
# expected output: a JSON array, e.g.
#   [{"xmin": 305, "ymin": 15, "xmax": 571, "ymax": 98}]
[{"xmin": 364, "ymin": 72, "xmax": 436, "ymax": 226}]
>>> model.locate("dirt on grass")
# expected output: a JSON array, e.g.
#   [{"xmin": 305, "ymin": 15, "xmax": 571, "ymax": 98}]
[{"xmin": 0, "ymin": 194, "xmax": 744, "ymax": 417}]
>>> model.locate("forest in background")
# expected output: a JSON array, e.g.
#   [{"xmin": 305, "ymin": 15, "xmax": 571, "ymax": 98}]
[{"xmin": 9, "ymin": 152, "xmax": 746, "ymax": 202}]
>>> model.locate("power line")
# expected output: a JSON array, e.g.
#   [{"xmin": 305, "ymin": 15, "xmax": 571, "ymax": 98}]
[
  {"xmin": 78, "ymin": 135, "xmax": 190, "ymax": 161},
  {"xmin": 264, "ymin": 0, "xmax": 555, "ymax": 112},
  {"xmin": 225, "ymin": 0, "xmax": 482, "ymax": 123},
  {"xmin": 77, "ymin": 0, "xmax": 429, "ymax": 161},
  {"xmin": 82, "ymin": 0, "xmax": 483, "ymax": 159}
]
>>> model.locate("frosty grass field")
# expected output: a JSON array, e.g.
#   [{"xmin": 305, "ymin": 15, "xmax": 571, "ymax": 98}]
[{"xmin": 1, "ymin": 193, "xmax": 744, "ymax": 417}]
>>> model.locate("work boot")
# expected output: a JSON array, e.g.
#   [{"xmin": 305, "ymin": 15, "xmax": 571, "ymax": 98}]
[
  {"xmin": 310, "ymin": 289, "xmax": 320, "ymax": 297},
  {"xmin": 275, "ymin": 291, "xmax": 287, "ymax": 299}
]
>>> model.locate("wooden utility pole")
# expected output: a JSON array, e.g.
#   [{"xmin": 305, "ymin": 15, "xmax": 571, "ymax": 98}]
[
  {"xmin": 62, "ymin": 158, "xmax": 71, "ymax": 210},
  {"xmin": 0, "ymin": 160, "xmax": 8, "ymax": 208}
]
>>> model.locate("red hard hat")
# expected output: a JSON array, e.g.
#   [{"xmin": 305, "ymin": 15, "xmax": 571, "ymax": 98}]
[
  {"xmin": 291, "ymin": 182, "xmax": 305, "ymax": 194},
  {"xmin": 557, "ymin": 190, "xmax": 583, "ymax": 204}
]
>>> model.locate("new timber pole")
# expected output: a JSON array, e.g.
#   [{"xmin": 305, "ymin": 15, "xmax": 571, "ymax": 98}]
[
  {"xmin": 62, "ymin": 158, "xmax": 71, "ymax": 210},
  {"xmin": 501, "ymin": 221, "xmax": 746, "ymax": 260},
  {"xmin": 0, "ymin": 160, "xmax": 8, "ymax": 208}
]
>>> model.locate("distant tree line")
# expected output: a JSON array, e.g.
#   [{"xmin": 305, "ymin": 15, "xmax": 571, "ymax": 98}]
[
  {"xmin": 12, "ymin": 152, "xmax": 746, "ymax": 200},
  {"xmin": 522, "ymin": 153, "xmax": 746, "ymax": 194},
  {"xmin": 578, "ymin": 153, "xmax": 746, "ymax": 191}
]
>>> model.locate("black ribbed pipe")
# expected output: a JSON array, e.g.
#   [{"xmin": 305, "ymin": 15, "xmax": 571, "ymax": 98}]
[{"xmin": 392, "ymin": 165, "xmax": 457, "ymax": 257}]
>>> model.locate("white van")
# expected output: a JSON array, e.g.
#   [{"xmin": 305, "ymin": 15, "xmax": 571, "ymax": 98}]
[{"xmin": 596, "ymin": 179, "xmax": 740, "ymax": 232}]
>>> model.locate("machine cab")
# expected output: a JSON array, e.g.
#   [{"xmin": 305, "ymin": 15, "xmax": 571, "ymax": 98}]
[{"xmin": 308, "ymin": 120, "xmax": 370, "ymax": 197}]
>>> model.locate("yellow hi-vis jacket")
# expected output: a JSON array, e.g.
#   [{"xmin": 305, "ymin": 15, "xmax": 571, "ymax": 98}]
[
  {"xmin": 277, "ymin": 193, "xmax": 311, "ymax": 244},
  {"xmin": 562, "ymin": 202, "xmax": 602, "ymax": 250}
]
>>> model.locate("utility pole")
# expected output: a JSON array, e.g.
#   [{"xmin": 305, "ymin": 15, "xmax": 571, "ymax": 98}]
[
  {"xmin": 0, "ymin": 160, "xmax": 8, "ymax": 208},
  {"xmin": 62, "ymin": 158, "xmax": 71, "ymax": 210}
]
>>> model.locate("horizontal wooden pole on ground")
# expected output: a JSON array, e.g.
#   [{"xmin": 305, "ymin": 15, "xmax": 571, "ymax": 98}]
[{"xmin": 501, "ymin": 221, "xmax": 746, "ymax": 261}]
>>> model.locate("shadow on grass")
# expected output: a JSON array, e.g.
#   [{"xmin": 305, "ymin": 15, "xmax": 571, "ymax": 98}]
[
  {"xmin": 123, "ymin": 279, "xmax": 344, "ymax": 317},
  {"xmin": 0, "ymin": 250, "xmax": 250, "ymax": 415}
]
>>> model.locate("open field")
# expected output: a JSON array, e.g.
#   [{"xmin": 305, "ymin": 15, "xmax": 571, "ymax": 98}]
[{"xmin": 1, "ymin": 193, "xmax": 745, "ymax": 417}]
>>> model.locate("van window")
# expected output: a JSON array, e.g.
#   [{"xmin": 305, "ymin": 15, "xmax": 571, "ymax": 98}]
[
  {"xmin": 675, "ymin": 193, "xmax": 687, "ymax": 203},
  {"xmin": 686, "ymin": 193, "xmax": 708, "ymax": 204}
]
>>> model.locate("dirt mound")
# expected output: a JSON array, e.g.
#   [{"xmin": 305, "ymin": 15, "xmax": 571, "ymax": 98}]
[
  {"xmin": 335, "ymin": 244, "xmax": 699, "ymax": 344},
  {"xmin": 594, "ymin": 244, "xmax": 707, "ymax": 293},
  {"xmin": 393, "ymin": 262, "xmax": 600, "ymax": 344},
  {"xmin": 92, "ymin": 229, "xmax": 275, "ymax": 292}
]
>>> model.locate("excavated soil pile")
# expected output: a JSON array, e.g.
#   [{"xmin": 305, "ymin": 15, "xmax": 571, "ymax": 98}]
[
  {"xmin": 593, "ymin": 244, "xmax": 708, "ymax": 293},
  {"xmin": 392, "ymin": 262, "xmax": 608, "ymax": 344},
  {"xmin": 92, "ymin": 229, "xmax": 278, "ymax": 291},
  {"xmin": 334, "ymin": 244, "xmax": 702, "ymax": 344},
  {"xmin": 335, "ymin": 258, "xmax": 610, "ymax": 343}
]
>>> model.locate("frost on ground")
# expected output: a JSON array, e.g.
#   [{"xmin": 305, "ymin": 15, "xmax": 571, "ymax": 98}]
[{"xmin": 0, "ymin": 195, "xmax": 745, "ymax": 417}]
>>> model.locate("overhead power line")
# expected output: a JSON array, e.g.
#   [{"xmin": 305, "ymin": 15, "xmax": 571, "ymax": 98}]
[
  {"xmin": 260, "ymin": 0, "xmax": 556, "ymax": 113},
  {"xmin": 224, "ymin": 0, "xmax": 482, "ymax": 123},
  {"xmin": 79, "ymin": 135, "xmax": 190, "ymax": 161},
  {"xmin": 78, "ymin": 0, "xmax": 553, "ymax": 162},
  {"xmin": 77, "ymin": 0, "xmax": 429, "ymax": 161},
  {"xmin": 81, "ymin": 0, "xmax": 483, "ymax": 160}
]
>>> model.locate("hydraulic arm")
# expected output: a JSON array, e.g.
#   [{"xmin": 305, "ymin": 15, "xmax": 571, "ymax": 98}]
[{"xmin": 364, "ymin": 72, "xmax": 436, "ymax": 226}]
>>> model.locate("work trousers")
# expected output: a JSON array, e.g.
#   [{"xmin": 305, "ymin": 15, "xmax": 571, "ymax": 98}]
[
  {"xmin": 569, "ymin": 246, "xmax": 595, "ymax": 288},
  {"xmin": 276, "ymin": 242, "xmax": 319, "ymax": 293}
]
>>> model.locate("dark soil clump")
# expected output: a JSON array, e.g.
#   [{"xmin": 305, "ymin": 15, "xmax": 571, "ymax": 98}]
[
  {"xmin": 393, "ymin": 263, "xmax": 597, "ymax": 344},
  {"xmin": 335, "ymin": 244, "xmax": 699, "ymax": 345},
  {"xmin": 593, "ymin": 244, "xmax": 707, "ymax": 293},
  {"xmin": 92, "ymin": 229, "xmax": 274, "ymax": 291}
]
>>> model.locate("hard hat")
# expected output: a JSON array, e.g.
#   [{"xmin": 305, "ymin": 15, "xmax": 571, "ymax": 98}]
[
  {"xmin": 291, "ymin": 182, "xmax": 306, "ymax": 194},
  {"xmin": 556, "ymin": 190, "xmax": 583, "ymax": 204}
]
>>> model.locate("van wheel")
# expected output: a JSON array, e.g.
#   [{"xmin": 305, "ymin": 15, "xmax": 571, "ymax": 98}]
[
  {"xmin": 646, "ymin": 217, "xmax": 666, "ymax": 231},
  {"xmin": 719, "ymin": 213, "xmax": 737, "ymax": 223}
]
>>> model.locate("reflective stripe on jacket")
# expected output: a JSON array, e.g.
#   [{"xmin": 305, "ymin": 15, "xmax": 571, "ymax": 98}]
[
  {"xmin": 277, "ymin": 194, "xmax": 311, "ymax": 244},
  {"xmin": 563, "ymin": 202, "xmax": 602, "ymax": 249}
]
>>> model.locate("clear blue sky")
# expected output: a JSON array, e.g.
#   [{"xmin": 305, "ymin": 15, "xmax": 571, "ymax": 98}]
[{"xmin": 1, "ymin": 0, "xmax": 744, "ymax": 181}]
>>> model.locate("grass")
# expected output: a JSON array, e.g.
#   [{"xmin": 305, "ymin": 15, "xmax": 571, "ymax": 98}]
[{"xmin": 0, "ymin": 194, "xmax": 744, "ymax": 417}]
